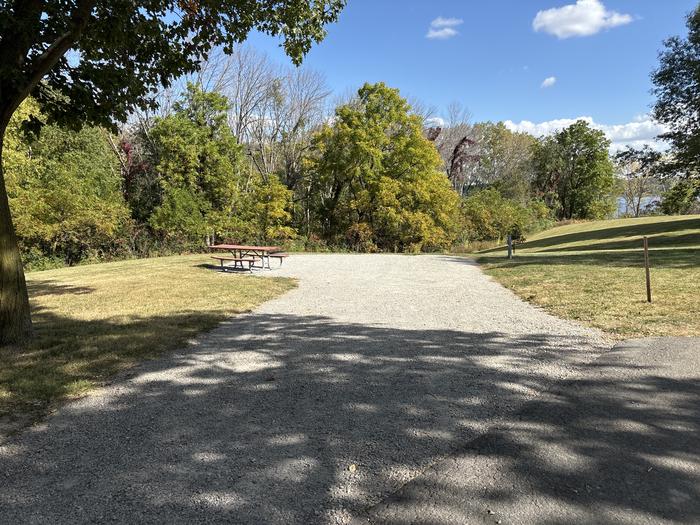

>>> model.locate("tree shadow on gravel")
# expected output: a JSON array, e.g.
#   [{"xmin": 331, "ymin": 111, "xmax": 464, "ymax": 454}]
[
  {"xmin": 0, "ymin": 308, "xmax": 229, "ymax": 440},
  {"xmin": 367, "ymin": 343, "xmax": 700, "ymax": 524},
  {"xmin": 0, "ymin": 314, "xmax": 697, "ymax": 524}
]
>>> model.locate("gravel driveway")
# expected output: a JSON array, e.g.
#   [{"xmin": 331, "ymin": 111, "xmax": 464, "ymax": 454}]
[{"xmin": 0, "ymin": 254, "xmax": 609, "ymax": 523}]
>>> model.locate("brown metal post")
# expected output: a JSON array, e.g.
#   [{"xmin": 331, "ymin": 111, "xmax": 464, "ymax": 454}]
[{"xmin": 643, "ymin": 236, "xmax": 652, "ymax": 303}]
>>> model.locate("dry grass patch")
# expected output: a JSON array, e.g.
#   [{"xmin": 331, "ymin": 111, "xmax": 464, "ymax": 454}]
[
  {"xmin": 476, "ymin": 215, "xmax": 700, "ymax": 338},
  {"xmin": 0, "ymin": 255, "xmax": 295, "ymax": 431}
]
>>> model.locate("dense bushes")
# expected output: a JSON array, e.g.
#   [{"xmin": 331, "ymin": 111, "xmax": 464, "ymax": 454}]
[
  {"xmin": 145, "ymin": 85, "xmax": 295, "ymax": 249},
  {"xmin": 660, "ymin": 178, "xmax": 700, "ymax": 215},
  {"xmin": 5, "ymin": 88, "xmax": 299, "ymax": 268},
  {"xmin": 460, "ymin": 189, "xmax": 552, "ymax": 244},
  {"xmin": 5, "ymin": 101, "xmax": 131, "ymax": 269}
]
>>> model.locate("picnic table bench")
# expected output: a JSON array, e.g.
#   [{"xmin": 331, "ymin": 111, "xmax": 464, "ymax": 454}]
[
  {"xmin": 269, "ymin": 253, "xmax": 289, "ymax": 265},
  {"xmin": 210, "ymin": 255, "xmax": 257, "ymax": 272}
]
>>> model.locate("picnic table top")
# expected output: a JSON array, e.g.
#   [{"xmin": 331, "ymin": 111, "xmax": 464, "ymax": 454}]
[{"xmin": 209, "ymin": 244, "xmax": 282, "ymax": 252}]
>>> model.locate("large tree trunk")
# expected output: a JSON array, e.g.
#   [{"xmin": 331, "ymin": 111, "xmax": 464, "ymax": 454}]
[{"xmin": 0, "ymin": 139, "xmax": 32, "ymax": 345}]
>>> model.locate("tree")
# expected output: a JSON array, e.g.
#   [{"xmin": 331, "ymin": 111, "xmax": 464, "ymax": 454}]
[
  {"xmin": 148, "ymin": 84, "xmax": 294, "ymax": 247},
  {"xmin": 0, "ymin": 1, "xmax": 345, "ymax": 345},
  {"xmin": 305, "ymin": 83, "xmax": 460, "ymax": 252},
  {"xmin": 245, "ymin": 66, "xmax": 329, "ymax": 190},
  {"xmin": 426, "ymin": 102, "xmax": 482, "ymax": 196},
  {"xmin": 148, "ymin": 85, "xmax": 242, "ymax": 246},
  {"xmin": 652, "ymin": 5, "xmax": 700, "ymax": 177},
  {"xmin": 532, "ymin": 121, "xmax": 616, "ymax": 220},
  {"xmin": 476, "ymin": 122, "xmax": 536, "ymax": 203},
  {"xmin": 195, "ymin": 45, "xmax": 330, "ymax": 194},
  {"xmin": 614, "ymin": 146, "xmax": 663, "ymax": 217},
  {"xmin": 660, "ymin": 178, "xmax": 700, "ymax": 214},
  {"xmin": 6, "ymin": 101, "xmax": 129, "ymax": 266}
]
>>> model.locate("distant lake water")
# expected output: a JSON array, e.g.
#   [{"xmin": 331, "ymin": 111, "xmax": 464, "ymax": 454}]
[{"xmin": 616, "ymin": 196, "xmax": 660, "ymax": 217}]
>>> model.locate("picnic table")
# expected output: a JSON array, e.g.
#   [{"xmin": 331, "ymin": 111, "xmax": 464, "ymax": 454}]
[{"xmin": 209, "ymin": 244, "xmax": 286, "ymax": 271}]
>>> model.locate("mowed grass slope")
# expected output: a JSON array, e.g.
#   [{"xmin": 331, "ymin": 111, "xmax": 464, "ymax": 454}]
[
  {"xmin": 0, "ymin": 255, "xmax": 295, "ymax": 432},
  {"xmin": 477, "ymin": 215, "xmax": 700, "ymax": 338}
]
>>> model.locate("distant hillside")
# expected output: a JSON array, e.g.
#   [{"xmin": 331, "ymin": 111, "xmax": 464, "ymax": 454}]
[{"xmin": 516, "ymin": 215, "xmax": 700, "ymax": 255}]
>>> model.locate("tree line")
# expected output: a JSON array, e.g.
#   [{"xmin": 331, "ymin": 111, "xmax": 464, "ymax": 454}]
[
  {"xmin": 7, "ymin": 37, "xmax": 699, "ymax": 269},
  {"xmin": 9, "ymin": 56, "xmax": 696, "ymax": 270},
  {"xmin": 6, "ymin": 46, "xmax": 633, "ymax": 268}
]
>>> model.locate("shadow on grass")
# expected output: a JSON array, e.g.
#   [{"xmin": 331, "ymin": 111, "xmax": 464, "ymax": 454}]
[
  {"xmin": 469, "ymin": 247, "xmax": 700, "ymax": 270},
  {"xmin": 544, "ymin": 231, "xmax": 700, "ymax": 253},
  {"xmin": 0, "ymin": 306, "xmax": 229, "ymax": 433},
  {"xmin": 194, "ymin": 262, "xmax": 253, "ymax": 273},
  {"xmin": 0, "ymin": 312, "xmax": 697, "ymax": 523},
  {"xmin": 516, "ymin": 217, "xmax": 700, "ymax": 252},
  {"xmin": 27, "ymin": 281, "xmax": 96, "ymax": 297}
]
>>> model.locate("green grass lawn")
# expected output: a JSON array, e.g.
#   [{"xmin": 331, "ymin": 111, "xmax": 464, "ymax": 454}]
[
  {"xmin": 0, "ymin": 255, "xmax": 295, "ymax": 433},
  {"xmin": 476, "ymin": 215, "xmax": 700, "ymax": 339}
]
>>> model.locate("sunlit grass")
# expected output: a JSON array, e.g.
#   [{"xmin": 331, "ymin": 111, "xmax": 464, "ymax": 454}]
[
  {"xmin": 0, "ymin": 255, "xmax": 295, "ymax": 432},
  {"xmin": 476, "ymin": 215, "xmax": 700, "ymax": 338}
]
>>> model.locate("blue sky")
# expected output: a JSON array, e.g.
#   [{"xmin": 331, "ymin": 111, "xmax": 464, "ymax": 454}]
[{"xmin": 246, "ymin": 0, "xmax": 698, "ymax": 148}]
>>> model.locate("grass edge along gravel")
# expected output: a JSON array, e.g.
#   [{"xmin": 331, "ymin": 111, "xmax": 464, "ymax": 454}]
[
  {"xmin": 0, "ymin": 254, "xmax": 296, "ymax": 439},
  {"xmin": 475, "ymin": 215, "xmax": 700, "ymax": 339}
]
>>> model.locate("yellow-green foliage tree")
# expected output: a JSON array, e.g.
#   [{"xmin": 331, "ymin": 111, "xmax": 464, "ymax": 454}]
[
  {"xmin": 305, "ymin": 82, "xmax": 460, "ymax": 252},
  {"xmin": 149, "ymin": 84, "xmax": 294, "ymax": 247},
  {"xmin": 4, "ymin": 101, "xmax": 129, "ymax": 268}
]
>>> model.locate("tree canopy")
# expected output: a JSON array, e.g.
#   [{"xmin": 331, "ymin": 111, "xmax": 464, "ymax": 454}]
[
  {"xmin": 652, "ymin": 4, "xmax": 700, "ymax": 177},
  {"xmin": 476, "ymin": 122, "xmax": 536, "ymax": 203},
  {"xmin": 532, "ymin": 120, "xmax": 615, "ymax": 220},
  {"xmin": 0, "ymin": 1, "xmax": 345, "ymax": 132},
  {"xmin": 148, "ymin": 84, "xmax": 294, "ymax": 246},
  {"xmin": 305, "ymin": 83, "xmax": 460, "ymax": 252}
]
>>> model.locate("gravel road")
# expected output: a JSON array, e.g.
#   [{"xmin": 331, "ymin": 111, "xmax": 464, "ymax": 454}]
[
  {"xmin": 365, "ymin": 336, "xmax": 700, "ymax": 525},
  {"xmin": 0, "ymin": 254, "xmax": 610, "ymax": 523}
]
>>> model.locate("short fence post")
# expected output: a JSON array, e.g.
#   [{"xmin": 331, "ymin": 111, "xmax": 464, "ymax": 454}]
[
  {"xmin": 643, "ymin": 236, "xmax": 652, "ymax": 303},
  {"xmin": 507, "ymin": 235, "xmax": 513, "ymax": 260}
]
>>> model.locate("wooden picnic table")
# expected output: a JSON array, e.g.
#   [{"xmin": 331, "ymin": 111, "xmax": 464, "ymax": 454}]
[{"xmin": 209, "ymin": 244, "xmax": 282, "ymax": 270}]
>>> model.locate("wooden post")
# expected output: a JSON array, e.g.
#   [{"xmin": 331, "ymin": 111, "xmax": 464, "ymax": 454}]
[
  {"xmin": 643, "ymin": 236, "xmax": 652, "ymax": 303},
  {"xmin": 507, "ymin": 235, "xmax": 513, "ymax": 260}
]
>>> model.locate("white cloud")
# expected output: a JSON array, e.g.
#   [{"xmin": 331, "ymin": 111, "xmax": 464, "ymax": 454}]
[
  {"xmin": 425, "ymin": 117, "xmax": 446, "ymax": 128},
  {"xmin": 533, "ymin": 0, "xmax": 633, "ymax": 39},
  {"xmin": 426, "ymin": 16, "xmax": 463, "ymax": 40},
  {"xmin": 541, "ymin": 76, "xmax": 557, "ymax": 88},
  {"xmin": 503, "ymin": 115, "xmax": 668, "ymax": 151},
  {"xmin": 426, "ymin": 27, "xmax": 458, "ymax": 39},
  {"xmin": 430, "ymin": 16, "xmax": 464, "ymax": 28}
]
